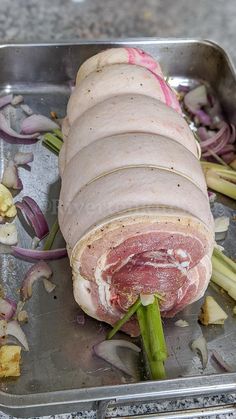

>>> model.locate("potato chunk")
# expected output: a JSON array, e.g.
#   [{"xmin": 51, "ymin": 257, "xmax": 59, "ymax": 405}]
[
  {"xmin": 0, "ymin": 346, "xmax": 21, "ymax": 377},
  {"xmin": 199, "ymin": 296, "xmax": 228, "ymax": 325}
]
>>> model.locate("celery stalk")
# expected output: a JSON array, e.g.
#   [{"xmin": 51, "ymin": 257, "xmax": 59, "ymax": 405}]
[
  {"xmin": 107, "ymin": 298, "xmax": 141, "ymax": 339},
  {"xmin": 43, "ymin": 219, "xmax": 59, "ymax": 250},
  {"xmin": 43, "ymin": 133, "xmax": 63, "ymax": 154},
  {"xmin": 211, "ymin": 248, "xmax": 236, "ymax": 301}
]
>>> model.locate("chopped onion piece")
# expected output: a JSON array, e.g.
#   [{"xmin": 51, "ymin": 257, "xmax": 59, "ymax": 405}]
[
  {"xmin": 0, "ymin": 223, "xmax": 17, "ymax": 245},
  {"xmin": 31, "ymin": 236, "xmax": 40, "ymax": 249},
  {"xmin": 21, "ymin": 260, "xmax": 53, "ymax": 300},
  {"xmin": 43, "ymin": 278, "xmax": 56, "ymax": 293},
  {"xmin": 11, "ymin": 95, "xmax": 24, "ymax": 106},
  {"xmin": 174, "ymin": 319, "xmax": 189, "ymax": 328},
  {"xmin": 13, "ymin": 246, "xmax": 67, "ymax": 260},
  {"xmin": 0, "ymin": 297, "xmax": 16, "ymax": 320},
  {"xmin": 0, "ymin": 319, "xmax": 7, "ymax": 337},
  {"xmin": 17, "ymin": 310, "xmax": 28, "ymax": 324},
  {"xmin": 0, "ymin": 113, "xmax": 39, "ymax": 143},
  {"xmin": 93, "ymin": 339, "xmax": 141, "ymax": 377},
  {"xmin": 6, "ymin": 320, "xmax": 29, "ymax": 351},
  {"xmin": 21, "ymin": 114, "xmax": 59, "ymax": 134},
  {"xmin": 140, "ymin": 294, "xmax": 155, "ymax": 306},
  {"xmin": 20, "ymin": 104, "xmax": 33, "ymax": 116},
  {"xmin": 191, "ymin": 335, "xmax": 208, "ymax": 369},
  {"xmin": 184, "ymin": 85, "xmax": 208, "ymax": 115},
  {"xmin": 2, "ymin": 161, "xmax": 23, "ymax": 190},
  {"xmin": 0, "ymin": 94, "xmax": 13, "ymax": 109},
  {"xmin": 13, "ymin": 152, "xmax": 34, "ymax": 166},
  {"xmin": 214, "ymin": 216, "xmax": 230, "ymax": 241},
  {"xmin": 211, "ymin": 350, "xmax": 233, "ymax": 373}
]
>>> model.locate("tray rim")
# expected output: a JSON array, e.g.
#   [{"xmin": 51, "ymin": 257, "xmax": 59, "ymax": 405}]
[{"xmin": 1, "ymin": 37, "xmax": 236, "ymax": 416}]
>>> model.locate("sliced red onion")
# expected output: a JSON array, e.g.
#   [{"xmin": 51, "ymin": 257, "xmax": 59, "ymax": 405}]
[
  {"xmin": 20, "ymin": 104, "xmax": 33, "ymax": 116},
  {"xmin": 93, "ymin": 339, "xmax": 141, "ymax": 377},
  {"xmin": 0, "ymin": 223, "xmax": 18, "ymax": 245},
  {"xmin": 0, "ymin": 94, "xmax": 13, "ymax": 109},
  {"xmin": 191, "ymin": 335, "xmax": 208, "ymax": 369},
  {"xmin": 6, "ymin": 320, "xmax": 29, "ymax": 351},
  {"xmin": 0, "ymin": 113, "xmax": 39, "ymax": 144},
  {"xmin": 13, "ymin": 246, "xmax": 67, "ymax": 260},
  {"xmin": 76, "ymin": 313, "xmax": 85, "ymax": 325},
  {"xmin": 1, "ymin": 161, "xmax": 23, "ymax": 190},
  {"xmin": 194, "ymin": 110, "xmax": 211, "ymax": 126},
  {"xmin": 13, "ymin": 151, "xmax": 34, "ymax": 166},
  {"xmin": 11, "ymin": 95, "xmax": 24, "ymax": 106},
  {"xmin": 229, "ymin": 124, "xmax": 236, "ymax": 143},
  {"xmin": 0, "ymin": 297, "xmax": 16, "ymax": 320},
  {"xmin": 184, "ymin": 85, "xmax": 208, "ymax": 115},
  {"xmin": 21, "ymin": 114, "xmax": 59, "ymax": 134},
  {"xmin": 21, "ymin": 260, "xmax": 53, "ymax": 300},
  {"xmin": 211, "ymin": 350, "xmax": 233, "ymax": 372},
  {"xmin": 16, "ymin": 196, "xmax": 49, "ymax": 240},
  {"xmin": 43, "ymin": 278, "xmax": 56, "ymax": 293}
]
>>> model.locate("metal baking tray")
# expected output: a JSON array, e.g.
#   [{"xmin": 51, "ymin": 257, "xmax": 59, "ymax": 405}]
[{"xmin": 0, "ymin": 39, "xmax": 236, "ymax": 418}]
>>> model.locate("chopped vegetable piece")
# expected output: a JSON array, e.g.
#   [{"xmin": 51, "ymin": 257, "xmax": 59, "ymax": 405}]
[
  {"xmin": 12, "ymin": 246, "xmax": 67, "ymax": 260},
  {"xmin": 6, "ymin": 320, "xmax": 29, "ymax": 351},
  {"xmin": 21, "ymin": 260, "xmax": 53, "ymax": 300},
  {"xmin": 174, "ymin": 319, "xmax": 189, "ymax": 327},
  {"xmin": 21, "ymin": 114, "xmax": 59, "ymax": 134},
  {"xmin": 211, "ymin": 248, "xmax": 236, "ymax": 301},
  {"xmin": 14, "ymin": 152, "xmax": 34, "ymax": 166},
  {"xmin": 201, "ymin": 162, "xmax": 236, "ymax": 200},
  {"xmin": 17, "ymin": 310, "xmax": 28, "ymax": 324},
  {"xmin": 199, "ymin": 295, "xmax": 228, "ymax": 325},
  {"xmin": 53, "ymin": 128, "xmax": 63, "ymax": 140},
  {"xmin": 16, "ymin": 196, "xmax": 49, "ymax": 240},
  {"xmin": 0, "ymin": 113, "xmax": 39, "ymax": 143},
  {"xmin": 43, "ymin": 133, "xmax": 63, "ymax": 154},
  {"xmin": 214, "ymin": 216, "xmax": 230, "ymax": 241},
  {"xmin": 0, "ymin": 346, "xmax": 21, "ymax": 377},
  {"xmin": 0, "ymin": 184, "xmax": 16, "ymax": 218},
  {"xmin": 11, "ymin": 95, "xmax": 24, "ymax": 106},
  {"xmin": 107, "ymin": 298, "xmax": 141, "ymax": 340},
  {"xmin": 0, "ymin": 223, "xmax": 17, "ymax": 245},
  {"xmin": 43, "ymin": 278, "xmax": 56, "ymax": 293},
  {"xmin": 1, "ymin": 161, "xmax": 23, "ymax": 190},
  {"xmin": 43, "ymin": 219, "xmax": 59, "ymax": 250},
  {"xmin": 233, "ymin": 306, "xmax": 236, "ymax": 315},
  {"xmin": 137, "ymin": 297, "xmax": 167, "ymax": 380}
]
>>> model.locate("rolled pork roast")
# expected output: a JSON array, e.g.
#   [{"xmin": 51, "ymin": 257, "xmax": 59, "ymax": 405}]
[{"xmin": 59, "ymin": 47, "xmax": 214, "ymax": 336}]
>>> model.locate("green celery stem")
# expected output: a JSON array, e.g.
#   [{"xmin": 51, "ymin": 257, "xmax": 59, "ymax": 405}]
[
  {"xmin": 53, "ymin": 128, "xmax": 63, "ymax": 140},
  {"xmin": 137, "ymin": 301, "xmax": 166, "ymax": 380},
  {"xmin": 146, "ymin": 300, "xmax": 167, "ymax": 361},
  {"xmin": 43, "ymin": 133, "xmax": 63, "ymax": 154},
  {"xmin": 44, "ymin": 219, "xmax": 59, "ymax": 250},
  {"xmin": 107, "ymin": 298, "xmax": 142, "ymax": 339}
]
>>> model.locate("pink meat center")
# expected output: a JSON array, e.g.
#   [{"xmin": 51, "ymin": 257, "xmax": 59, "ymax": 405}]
[{"xmin": 101, "ymin": 232, "xmax": 204, "ymax": 313}]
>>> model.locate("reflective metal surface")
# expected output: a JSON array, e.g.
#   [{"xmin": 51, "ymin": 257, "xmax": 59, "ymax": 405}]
[{"xmin": 0, "ymin": 39, "xmax": 236, "ymax": 417}]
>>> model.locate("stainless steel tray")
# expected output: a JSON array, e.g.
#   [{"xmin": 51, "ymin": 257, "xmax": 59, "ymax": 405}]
[{"xmin": 0, "ymin": 39, "xmax": 236, "ymax": 418}]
